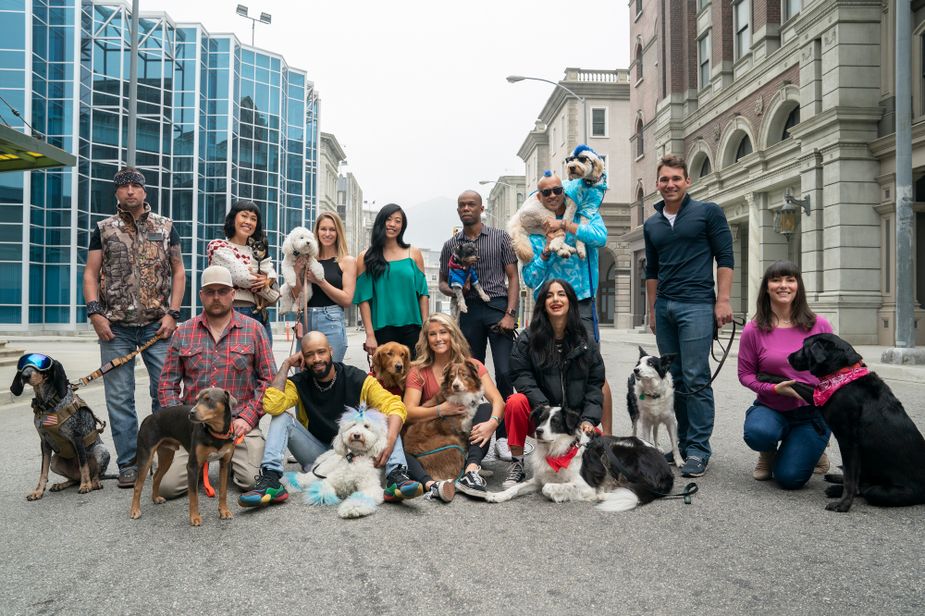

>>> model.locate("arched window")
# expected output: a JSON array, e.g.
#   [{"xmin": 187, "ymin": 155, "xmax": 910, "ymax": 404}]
[
  {"xmin": 636, "ymin": 186, "xmax": 645, "ymax": 225},
  {"xmin": 782, "ymin": 106, "xmax": 800, "ymax": 141},
  {"xmin": 635, "ymin": 118, "xmax": 644, "ymax": 158},
  {"xmin": 699, "ymin": 156, "xmax": 712, "ymax": 178},
  {"xmin": 735, "ymin": 135, "xmax": 752, "ymax": 161},
  {"xmin": 635, "ymin": 43, "xmax": 643, "ymax": 82}
]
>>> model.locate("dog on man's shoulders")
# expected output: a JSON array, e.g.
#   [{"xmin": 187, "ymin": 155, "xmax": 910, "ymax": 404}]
[
  {"xmin": 627, "ymin": 346, "xmax": 683, "ymax": 467},
  {"xmin": 10, "ymin": 353, "xmax": 111, "ymax": 501},
  {"xmin": 486, "ymin": 404, "xmax": 674, "ymax": 511}
]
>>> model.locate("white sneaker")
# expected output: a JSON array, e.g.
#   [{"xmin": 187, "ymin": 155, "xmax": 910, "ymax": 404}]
[{"xmin": 495, "ymin": 437, "xmax": 512, "ymax": 461}]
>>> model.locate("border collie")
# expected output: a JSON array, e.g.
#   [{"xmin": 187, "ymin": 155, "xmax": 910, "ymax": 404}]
[{"xmin": 627, "ymin": 346, "xmax": 683, "ymax": 466}]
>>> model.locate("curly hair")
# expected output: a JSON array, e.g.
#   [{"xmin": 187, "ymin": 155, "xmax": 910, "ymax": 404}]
[{"xmin": 412, "ymin": 312, "xmax": 472, "ymax": 370}]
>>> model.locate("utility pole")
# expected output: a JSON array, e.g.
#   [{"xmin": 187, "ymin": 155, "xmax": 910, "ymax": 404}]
[{"xmin": 126, "ymin": 0, "xmax": 139, "ymax": 167}]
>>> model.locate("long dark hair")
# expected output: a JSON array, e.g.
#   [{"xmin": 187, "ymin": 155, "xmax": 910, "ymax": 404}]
[
  {"xmin": 528, "ymin": 279, "xmax": 589, "ymax": 368},
  {"xmin": 754, "ymin": 260, "xmax": 816, "ymax": 332},
  {"xmin": 223, "ymin": 199, "xmax": 266, "ymax": 244},
  {"xmin": 365, "ymin": 203, "xmax": 409, "ymax": 280}
]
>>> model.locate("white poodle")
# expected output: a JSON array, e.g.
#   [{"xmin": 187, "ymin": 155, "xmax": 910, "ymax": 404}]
[
  {"xmin": 278, "ymin": 226, "xmax": 324, "ymax": 315},
  {"xmin": 282, "ymin": 406, "xmax": 387, "ymax": 519}
]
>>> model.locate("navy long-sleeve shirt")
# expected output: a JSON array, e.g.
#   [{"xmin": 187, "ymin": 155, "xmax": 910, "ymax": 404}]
[{"xmin": 643, "ymin": 193, "xmax": 734, "ymax": 303}]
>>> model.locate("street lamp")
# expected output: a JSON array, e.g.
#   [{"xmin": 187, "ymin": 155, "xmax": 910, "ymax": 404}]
[
  {"xmin": 478, "ymin": 180, "xmax": 516, "ymax": 188},
  {"xmin": 773, "ymin": 190, "xmax": 811, "ymax": 239},
  {"xmin": 236, "ymin": 4, "xmax": 271, "ymax": 46},
  {"xmin": 506, "ymin": 74, "xmax": 588, "ymax": 144}
]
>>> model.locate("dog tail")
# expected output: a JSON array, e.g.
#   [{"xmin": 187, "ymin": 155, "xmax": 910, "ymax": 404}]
[{"xmin": 596, "ymin": 488, "xmax": 639, "ymax": 512}]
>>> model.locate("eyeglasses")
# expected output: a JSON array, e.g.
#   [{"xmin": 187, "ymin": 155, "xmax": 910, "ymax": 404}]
[
  {"xmin": 201, "ymin": 287, "xmax": 234, "ymax": 297},
  {"xmin": 539, "ymin": 186, "xmax": 564, "ymax": 197},
  {"xmin": 17, "ymin": 353, "xmax": 53, "ymax": 372},
  {"xmin": 565, "ymin": 155, "xmax": 591, "ymax": 164}
]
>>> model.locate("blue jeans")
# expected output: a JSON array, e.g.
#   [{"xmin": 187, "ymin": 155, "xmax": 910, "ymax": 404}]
[
  {"xmin": 743, "ymin": 403, "xmax": 830, "ymax": 490},
  {"xmin": 234, "ymin": 306, "xmax": 273, "ymax": 345},
  {"xmin": 260, "ymin": 412, "xmax": 408, "ymax": 476},
  {"xmin": 99, "ymin": 321, "xmax": 169, "ymax": 470},
  {"xmin": 459, "ymin": 296, "xmax": 513, "ymax": 399},
  {"xmin": 303, "ymin": 305, "xmax": 347, "ymax": 362},
  {"xmin": 655, "ymin": 298, "xmax": 715, "ymax": 463}
]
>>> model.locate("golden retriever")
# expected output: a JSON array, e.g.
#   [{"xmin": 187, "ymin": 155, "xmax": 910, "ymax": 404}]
[{"xmin": 370, "ymin": 342, "xmax": 410, "ymax": 395}]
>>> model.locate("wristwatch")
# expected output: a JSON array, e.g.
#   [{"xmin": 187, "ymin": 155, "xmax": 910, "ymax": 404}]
[
  {"xmin": 507, "ymin": 308, "xmax": 517, "ymax": 317},
  {"xmin": 166, "ymin": 308, "xmax": 181, "ymax": 320}
]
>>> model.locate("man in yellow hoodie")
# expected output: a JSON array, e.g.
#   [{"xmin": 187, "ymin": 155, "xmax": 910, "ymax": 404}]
[{"xmin": 239, "ymin": 331, "xmax": 423, "ymax": 507}]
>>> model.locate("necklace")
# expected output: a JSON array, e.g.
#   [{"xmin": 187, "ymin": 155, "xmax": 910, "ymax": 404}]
[{"xmin": 313, "ymin": 368, "xmax": 337, "ymax": 392}]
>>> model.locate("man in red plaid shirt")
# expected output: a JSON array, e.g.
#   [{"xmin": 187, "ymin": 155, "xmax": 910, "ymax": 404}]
[{"xmin": 156, "ymin": 265, "xmax": 277, "ymax": 498}]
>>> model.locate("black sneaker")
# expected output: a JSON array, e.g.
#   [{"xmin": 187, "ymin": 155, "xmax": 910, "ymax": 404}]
[
  {"xmin": 455, "ymin": 469, "xmax": 488, "ymax": 498},
  {"xmin": 680, "ymin": 456, "xmax": 707, "ymax": 478},
  {"xmin": 502, "ymin": 460, "xmax": 526, "ymax": 489},
  {"xmin": 238, "ymin": 468, "xmax": 288, "ymax": 507},
  {"xmin": 384, "ymin": 466, "xmax": 423, "ymax": 501}
]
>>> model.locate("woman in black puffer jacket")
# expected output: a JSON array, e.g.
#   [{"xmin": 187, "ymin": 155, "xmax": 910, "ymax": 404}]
[{"xmin": 501, "ymin": 279, "xmax": 605, "ymax": 488}]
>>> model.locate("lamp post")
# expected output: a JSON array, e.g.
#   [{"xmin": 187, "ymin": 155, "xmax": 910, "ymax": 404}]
[
  {"xmin": 235, "ymin": 4, "xmax": 272, "ymax": 46},
  {"xmin": 126, "ymin": 0, "xmax": 140, "ymax": 166},
  {"xmin": 506, "ymin": 75, "xmax": 588, "ymax": 145}
]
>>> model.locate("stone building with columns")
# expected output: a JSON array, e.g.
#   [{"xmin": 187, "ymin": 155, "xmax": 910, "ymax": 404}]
[
  {"xmin": 516, "ymin": 68, "xmax": 634, "ymax": 328},
  {"xmin": 627, "ymin": 0, "xmax": 924, "ymax": 344}
]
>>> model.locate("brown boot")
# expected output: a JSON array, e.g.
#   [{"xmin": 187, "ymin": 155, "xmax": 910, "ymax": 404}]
[
  {"xmin": 813, "ymin": 451, "xmax": 830, "ymax": 475},
  {"xmin": 752, "ymin": 450, "xmax": 775, "ymax": 481}
]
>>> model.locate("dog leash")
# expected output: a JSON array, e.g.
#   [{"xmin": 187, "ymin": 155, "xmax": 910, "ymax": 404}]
[
  {"xmin": 674, "ymin": 316, "xmax": 745, "ymax": 398},
  {"xmin": 69, "ymin": 334, "xmax": 162, "ymax": 390},
  {"xmin": 652, "ymin": 482, "xmax": 699, "ymax": 504}
]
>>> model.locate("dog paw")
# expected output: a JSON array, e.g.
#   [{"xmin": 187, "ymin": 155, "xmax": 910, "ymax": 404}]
[
  {"xmin": 129, "ymin": 507, "xmax": 141, "ymax": 519},
  {"xmin": 152, "ymin": 495, "xmax": 166, "ymax": 505},
  {"xmin": 91, "ymin": 480, "xmax": 103, "ymax": 490},
  {"xmin": 49, "ymin": 480, "xmax": 75, "ymax": 492},
  {"xmin": 824, "ymin": 485, "xmax": 844, "ymax": 498},
  {"xmin": 78, "ymin": 482, "xmax": 93, "ymax": 494},
  {"xmin": 26, "ymin": 490, "xmax": 44, "ymax": 501},
  {"xmin": 459, "ymin": 304, "xmax": 468, "ymax": 314},
  {"xmin": 281, "ymin": 471, "xmax": 304, "ymax": 492},
  {"xmin": 219, "ymin": 507, "xmax": 233, "ymax": 520},
  {"xmin": 825, "ymin": 501, "xmax": 852, "ymax": 513},
  {"xmin": 189, "ymin": 514, "xmax": 202, "ymax": 526},
  {"xmin": 305, "ymin": 482, "xmax": 341, "ymax": 506},
  {"xmin": 576, "ymin": 246, "xmax": 586, "ymax": 259},
  {"xmin": 338, "ymin": 493, "xmax": 377, "ymax": 518}
]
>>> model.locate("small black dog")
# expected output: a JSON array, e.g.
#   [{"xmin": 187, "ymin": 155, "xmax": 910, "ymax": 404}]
[
  {"xmin": 787, "ymin": 333, "xmax": 925, "ymax": 512},
  {"xmin": 448, "ymin": 241, "xmax": 490, "ymax": 315},
  {"xmin": 11, "ymin": 353, "xmax": 111, "ymax": 501}
]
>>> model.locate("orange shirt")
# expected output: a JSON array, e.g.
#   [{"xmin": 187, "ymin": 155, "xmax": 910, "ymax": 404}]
[{"xmin": 405, "ymin": 358, "xmax": 488, "ymax": 403}]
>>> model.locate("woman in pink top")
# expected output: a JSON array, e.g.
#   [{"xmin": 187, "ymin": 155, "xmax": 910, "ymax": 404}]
[
  {"xmin": 738, "ymin": 260, "xmax": 832, "ymax": 489},
  {"xmin": 403, "ymin": 313, "xmax": 505, "ymax": 501}
]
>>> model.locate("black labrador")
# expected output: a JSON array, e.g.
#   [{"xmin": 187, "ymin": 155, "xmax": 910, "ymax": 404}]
[{"xmin": 785, "ymin": 333, "xmax": 925, "ymax": 512}]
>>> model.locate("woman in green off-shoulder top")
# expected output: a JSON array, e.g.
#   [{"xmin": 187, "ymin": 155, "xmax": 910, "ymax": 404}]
[{"xmin": 354, "ymin": 203, "xmax": 429, "ymax": 358}]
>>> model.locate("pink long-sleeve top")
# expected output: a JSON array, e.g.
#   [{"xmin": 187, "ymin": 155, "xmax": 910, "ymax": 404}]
[{"xmin": 737, "ymin": 316, "xmax": 833, "ymax": 412}]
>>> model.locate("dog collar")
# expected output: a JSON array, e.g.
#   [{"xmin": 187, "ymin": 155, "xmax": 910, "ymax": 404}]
[
  {"xmin": 345, "ymin": 452, "xmax": 357, "ymax": 463},
  {"xmin": 638, "ymin": 391, "xmax": 661, "ymax": 400},
  {"xmin": 814, "ymin": 362, "xmax": 869, "ymax": 407},
  {"xmin": 207, "ymin": 425, "xmax": 236, "ymax": 441}
]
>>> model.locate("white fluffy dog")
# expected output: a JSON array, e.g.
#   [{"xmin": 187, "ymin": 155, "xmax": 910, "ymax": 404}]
[
  {"xmin": 282, "ymin": 406, "xmax": 387, "ymax": 519},
  {"xmin": 278, "ymin": 226, "xmax": 324, "ymax": 314},
  {"xmin": 507, "ymin": 191, "xmax": 578, "ymax": 263}
]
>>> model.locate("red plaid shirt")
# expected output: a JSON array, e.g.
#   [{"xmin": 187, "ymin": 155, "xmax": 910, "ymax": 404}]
[{"xmin": 158, "ymin": 311, "xmax": 277, "ymax": 427}]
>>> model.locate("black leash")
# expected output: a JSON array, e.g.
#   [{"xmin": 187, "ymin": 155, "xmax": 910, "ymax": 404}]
[
  {"xmin": 651, "ymin": 482, "xmax": 699, "ymax": 504},
  {"xmin": 675, "ymin": 316, "xmax": 745, "ymax": 397}
]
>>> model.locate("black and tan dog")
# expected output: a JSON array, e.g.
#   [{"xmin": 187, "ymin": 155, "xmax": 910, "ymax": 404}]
[
  {"xmin": 11, "ymin": 353, "xmax": 111, "ymax": 501},
  {"xmin": 129, "ymin": 387, "xmax": 237, "ymax": 526}
]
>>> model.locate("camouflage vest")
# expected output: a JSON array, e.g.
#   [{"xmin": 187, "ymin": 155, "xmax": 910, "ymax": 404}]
[
  {"xmin": 33, "ymin": 392, "xmax": 104, "ymax": 459},
  {"xmin": 98, "ymin": 203, "xmax": 174, "ymax": 325}
]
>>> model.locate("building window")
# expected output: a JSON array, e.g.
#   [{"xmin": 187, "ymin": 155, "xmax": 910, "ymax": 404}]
[
  {"xmin": 698, "ymin": 0, "xmax": 709, "ymax": 11},
  {"xmin": 735, "ymin": 135, "xmax": 753, "ymax": 161},
  {"xmin": 635, "ymin": 118, "xmax": 644, "ymax": 158},
  {"xmin": 783, "ymin": 0, "xmax": 801, "ymax": 21},
  {"xmin": 782, "ymin": 106, "xmax": 800, "ymax": 140},
  {"xmin": 699, "ymin": 156, "xmax": 712, "ymax": 178},
  {"xmin": 635, "ymin": 0, "xmax": 642, "ymax": 16},
  {"xmin": 698, "ymin": 34, "xmax": 711, "ymax": 89},
  {"xmin": 591, "ymin": 108, "xmax": 607, "ymax": 137},
  {"xmin": 636, "ymin": 187, "xmax": 645, "ymax": 225},
  {"xmin": 734, "ymin": 0, "xmax": 751, "ymax": 59},
  {"xmin": 635, "ymin": 43, "xmax": 643, "ymax": 82}
]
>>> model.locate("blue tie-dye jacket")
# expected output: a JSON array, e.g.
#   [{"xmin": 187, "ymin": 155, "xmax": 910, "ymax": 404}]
[{"xmin": 522, "ymin": 209, "xmax": 607, "ymax": 301}]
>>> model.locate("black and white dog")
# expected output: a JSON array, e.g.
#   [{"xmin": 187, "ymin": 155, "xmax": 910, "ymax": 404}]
[
  {"xmin": 627, "ymin": 346, "xmax": 683, "ymax": 467},
  {"xmin": 485, "ymin": 405, "xmax": 674, "ymax": 511}
]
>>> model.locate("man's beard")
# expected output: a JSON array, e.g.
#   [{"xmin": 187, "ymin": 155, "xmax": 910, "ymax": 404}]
[{"xmin": 311, "ymin": 359, "xmax": 333, "ymax": 379}]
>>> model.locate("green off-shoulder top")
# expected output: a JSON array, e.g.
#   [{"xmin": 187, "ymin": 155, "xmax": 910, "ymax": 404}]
[{"xmin": 353, "ymin": 257, "xmax": 429, "ymax": 330}]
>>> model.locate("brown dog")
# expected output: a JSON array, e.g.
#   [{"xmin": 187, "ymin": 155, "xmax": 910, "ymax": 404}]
[
  {"xmin": 129, "ymin": 388, "xmax": 237, "ymax": 526},
  {"xmin": 403, "ymin": 361, "xmax": 485, "ymax": 480},
  {"xmin": 370, "ymin": 342, "xmax": 410, "ymax": 395}
]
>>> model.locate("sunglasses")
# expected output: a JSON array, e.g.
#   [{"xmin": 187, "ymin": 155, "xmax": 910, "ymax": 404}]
[
  {"xmin": 17, "ymin": 353, "xmax": 53, "ymax": 372},
  {"xmin": 539, "ymin": 186, "xmax": 564, "ymax": 197},
  {"xmin": 565, "ymin": 155, "xmax": 592, "ymax": 164}
]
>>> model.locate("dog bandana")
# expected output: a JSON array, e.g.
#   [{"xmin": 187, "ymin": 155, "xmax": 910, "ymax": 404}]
[
  {"xmin": 545, "ymin": 427, "xmax": 602, "ymax": 472},
  {"xmin": 813, "ymin": 362, "xmax": 869, "ymax": 407},
  {"xmin": 113, "ymin": 169, "xmax": 146, "ymax": 188}
]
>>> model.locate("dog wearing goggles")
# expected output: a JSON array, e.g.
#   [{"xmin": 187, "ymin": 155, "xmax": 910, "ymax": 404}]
[
  {"xmin": 507, "ymin": 183, "xmax": 578, "ymax": 263},
  {"xmin": 10, "ymin": 353, "xmax": 111, "ymax": 501}
]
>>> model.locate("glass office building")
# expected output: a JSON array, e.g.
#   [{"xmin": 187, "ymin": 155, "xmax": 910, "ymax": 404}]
[{"xmin": 0, "ymin": 0, "xmax": 319, "ymax": 329}]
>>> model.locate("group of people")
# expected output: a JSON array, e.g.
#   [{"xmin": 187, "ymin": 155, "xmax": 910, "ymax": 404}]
[{"xmin": 79, "ymin": 154, "xmax": 833, "ymax": 512}]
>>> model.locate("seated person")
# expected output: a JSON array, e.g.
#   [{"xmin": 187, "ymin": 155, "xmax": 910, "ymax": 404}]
[
  {"xmin": 240, "ymin": 331, "xmax": 422, "ymax": 507},
  {"xmin": 402, "ymin": 313, "xmax": 505, "ymax": 501}
]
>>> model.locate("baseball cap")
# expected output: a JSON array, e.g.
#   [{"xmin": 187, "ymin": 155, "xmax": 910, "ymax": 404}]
[{"xmin": 200, "ymin": 265, "xmax": 234, "ymax": 289}]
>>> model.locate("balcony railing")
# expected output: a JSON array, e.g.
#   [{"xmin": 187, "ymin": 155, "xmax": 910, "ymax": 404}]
[{"xmin": 563, "ymin": 68, "xmax": 630, "ymax": 84}]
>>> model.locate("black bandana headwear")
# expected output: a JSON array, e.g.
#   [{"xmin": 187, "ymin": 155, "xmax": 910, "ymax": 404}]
[{"xmin": 113, "ymin": 169, "xmax": 146, "ymax": 188}]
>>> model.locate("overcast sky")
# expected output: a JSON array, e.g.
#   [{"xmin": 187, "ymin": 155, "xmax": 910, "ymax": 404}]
[{"xmin": 153, "ymin": 0, "xmax": 630, "ymax": 208}]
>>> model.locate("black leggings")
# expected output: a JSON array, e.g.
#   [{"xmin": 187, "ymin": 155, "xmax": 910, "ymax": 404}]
[
  {"xmin": 375, "ymin": 325, "xmax": 422, "ymax": 359},
  {"xmin": 405, "ymin": 402, "xmax": 494, "ymax": 485}
]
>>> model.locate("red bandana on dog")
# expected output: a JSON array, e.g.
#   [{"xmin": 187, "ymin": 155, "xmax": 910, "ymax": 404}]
[
  {"xmin": 813, "ymin": 362, "xmax": 869, "ymax": 407},
  {"xmin": 545, "ymin": 427, "xmax": 602, "ymax": 472}
]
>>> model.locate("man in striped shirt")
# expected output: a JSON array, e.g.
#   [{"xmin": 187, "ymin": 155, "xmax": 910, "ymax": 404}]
[{"xmin": 156, "ymin": 265, "xmax": 277, "ymax": 498}]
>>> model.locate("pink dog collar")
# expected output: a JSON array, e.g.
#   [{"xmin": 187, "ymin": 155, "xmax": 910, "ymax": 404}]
[{"xmin": 813, "ymin": 362, "xmax": 869, "ymax": 407}]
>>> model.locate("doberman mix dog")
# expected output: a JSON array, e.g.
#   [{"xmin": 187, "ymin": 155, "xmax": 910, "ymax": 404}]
[
  {"xmin": 129, "ymin": 387, "xmax": 237, "ymax": 526},
  {"xmin": 10, "ymin": 353, "xmax": 111, "ymax": 501}
]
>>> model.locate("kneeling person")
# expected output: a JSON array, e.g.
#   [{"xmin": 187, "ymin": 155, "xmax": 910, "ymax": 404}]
[{"xmin": 240, "ymin": 331, "xmax": 422, "ymax": 507}]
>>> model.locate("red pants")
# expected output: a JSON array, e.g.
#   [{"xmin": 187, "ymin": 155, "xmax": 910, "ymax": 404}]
[{"xmin": 504, "ymin": 393, "xmax": 535, "ymax": 448}]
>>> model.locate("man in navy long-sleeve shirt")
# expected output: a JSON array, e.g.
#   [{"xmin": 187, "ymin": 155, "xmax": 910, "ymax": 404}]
[{"xmin": 643, "ymin": 154, "xmax": 734, "ymax": 478}]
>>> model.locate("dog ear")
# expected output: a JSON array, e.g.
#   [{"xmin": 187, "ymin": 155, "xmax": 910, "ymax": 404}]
[
  {"xmin": 659, "ymin": 354, "xmax": 676, "ymax": 371},
  {"xmin": 225, "ymin": 390, "xmax": 238, "ymax": 412},
  {"xmin": 10, "ymin": 371, "xmax": 24, "ymax": 396},
  {"xmin": 50, "ymin": 360, "xmax": 69, "ymax": 399},
  {"xmin": 638, "ymin": 346, "xmax": 647, "ymax": 359},
  {"xmin": 465, "ymin": 360, "xmax": 480, "ymax": 383},
  {"xmin": 810, "ymin": 340, "xmax": 829, "ymax": 367},
  {"xmin": 370, "ymin": 349, "xmax": 382, "ymax": 375},
  {"xmin": 592, "ymin": 157, "xmax": 605, "ymax": 180}
]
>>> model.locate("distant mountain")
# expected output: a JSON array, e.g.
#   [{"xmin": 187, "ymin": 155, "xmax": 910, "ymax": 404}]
[{"xmin": 401, "ymin": 196, "xmax": 460, "ymax": 250}]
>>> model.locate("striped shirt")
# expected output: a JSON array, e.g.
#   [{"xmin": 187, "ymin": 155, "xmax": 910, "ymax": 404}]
[{"xmin": 440, "ymin": 225, "xmax": 517, "ymax": 299}]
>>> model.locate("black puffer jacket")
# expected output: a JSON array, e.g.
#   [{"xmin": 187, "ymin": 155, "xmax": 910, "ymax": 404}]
[{"xmin": 509, "ymin": 329, "xmax": 605, "ymax": 426}]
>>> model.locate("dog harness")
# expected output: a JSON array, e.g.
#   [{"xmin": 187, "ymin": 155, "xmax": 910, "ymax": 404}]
[
  {"xmin": 32, "ymin": 391, "xmax": 105, "ymax": 459},
  {"xmin": 813, "ymin": 362, "xmax": 869, "ymax": 407}
]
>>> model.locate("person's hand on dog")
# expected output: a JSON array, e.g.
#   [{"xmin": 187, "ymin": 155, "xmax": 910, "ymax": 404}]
[
  {"xmin": 469, "ymin": 420, "xmax": 495, "ymax": 447},
  {"xmin": 542, "ymin": 218, "xmax": 568, "ymax": 235},
  {"xmin": 232, "ymin": 418, "xmax": 252, "ymax": 438},
  {"xmin": 436, "ymin": 401, "xmax": 467, "ymax": 417},
  {"xmin": 304, "ymin": 268, "xmax": 322, "ymax": 285},
  {"xmin": 249, "ymin": 272, "xmax": 270, "ymax": 292},
  {"xmin": 374, "ymin": 440, "xmax": 395, "ymax": 468},
  {"xmin": 90, "ymin": 314, "xmax": 115, "ymax": 341},
  {"xmin": 773, "ymin": 379, "xmax": 804, "ymax": 401},
  {"xmin": 156, "ymin": 313, "xmax": 177, "ymax": 340}
]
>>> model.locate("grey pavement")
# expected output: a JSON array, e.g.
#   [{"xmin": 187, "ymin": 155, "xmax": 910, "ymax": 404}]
[{"xmin": 1, "ymin": 327, "xmax": 923, "ymax": 615}]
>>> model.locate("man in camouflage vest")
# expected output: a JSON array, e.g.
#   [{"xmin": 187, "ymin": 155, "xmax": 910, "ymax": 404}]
[{"xmin": 82, "ymin": 167, "xmax": 186, "ymax": 488}]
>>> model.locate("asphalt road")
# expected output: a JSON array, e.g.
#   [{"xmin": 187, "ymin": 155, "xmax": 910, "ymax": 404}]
[{"xmin": 1, "ymin": 329, "xmax": 923, "ymax": 615}]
